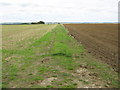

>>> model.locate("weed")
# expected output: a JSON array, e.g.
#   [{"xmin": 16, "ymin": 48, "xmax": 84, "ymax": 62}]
[{"xmin": 79, "ymin": 79, "xmax": 90, "ymax": 84}]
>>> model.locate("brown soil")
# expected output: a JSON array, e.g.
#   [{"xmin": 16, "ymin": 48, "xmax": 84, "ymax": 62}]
[{"xmin": 64, "ymin": 24, "xmax": 118, "ymax": 71}]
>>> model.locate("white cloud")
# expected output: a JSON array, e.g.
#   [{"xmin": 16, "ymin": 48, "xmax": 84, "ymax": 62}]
[{"xmin": 0, "ymin": 0, "xmax": 119, "ymax": 22}]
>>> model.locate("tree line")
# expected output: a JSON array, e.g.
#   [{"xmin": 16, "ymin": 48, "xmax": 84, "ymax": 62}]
[{"xmin": 31, "ymin": 21, "xmax": 45, "ymax": 24}]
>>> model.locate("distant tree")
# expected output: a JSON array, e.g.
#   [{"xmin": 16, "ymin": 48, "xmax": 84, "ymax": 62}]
[
  {"xmin": 31, "ymin": 21, "xmax": 45, "ymax": 24},
  {"xmin": 22, "ymin": 23, "xmax": 29, "ymax": 24},
  {"xmin": 31, "ymin": 22, "xmax": 37, "ymax": 24},
  {"xmin": 58, "ymin": 23, "xmax": 60, "ymax": 24},
  {"xmin": 38, "ymin": 21, "xmax": 45, "ymax": 24}
]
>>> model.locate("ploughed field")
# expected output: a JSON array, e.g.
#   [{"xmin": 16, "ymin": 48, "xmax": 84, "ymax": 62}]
[{"xmin": 64, "ymin": 24, "xmax": 118, "ymax": 70}]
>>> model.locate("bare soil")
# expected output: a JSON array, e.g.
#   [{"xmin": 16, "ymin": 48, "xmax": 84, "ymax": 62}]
[{"xmin": 64, "ymin": 24, "xmax": 118, "ymax": 71}]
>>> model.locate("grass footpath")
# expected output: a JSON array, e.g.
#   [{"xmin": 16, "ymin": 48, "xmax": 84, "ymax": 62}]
[{"xmin": 2, "ymin": 24, "xmax": 119, "ymax": 88}]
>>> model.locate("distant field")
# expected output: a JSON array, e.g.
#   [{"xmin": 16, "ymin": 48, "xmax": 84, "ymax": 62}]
[
  {"xmin": 2, "ymin": 24, "xmax": 119, "ymax": 88},
  {"xmin": 2, "ymin": 24, "xmax": 56, "ymax": 49},
  {"xmin": 64, "ymin": 24, "xmax": 118, "ymax": 70}
]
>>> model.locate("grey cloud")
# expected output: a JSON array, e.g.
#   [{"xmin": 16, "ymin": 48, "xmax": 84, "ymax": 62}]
[
  {"xmin": 108, "ymin": 9, "xmax": 117, "ymax": 13},
  {"xmin": 88, "ymin": 8, "xmax": 105, "ymax": 12},
  {"xmin": 63, "ymin": 6, "xmax": 73, "ymax": 9},
  {"xmin": 19, "ymin": 3, "xmax": 31, "ymax": 7},
  {"xmin": 19, "ymin": 3, "xmax": 39, "ymax": 7},
  {"xmin": 19, "ymin": 9, "xmax": 25, "ymax": 12},
  {"xmin": 89, "ymin": 8, "xmax": 117, "ymax": 14},
  {"xmin": 0, "ymin": 2, "xmax": 12, "ymax": 6}
]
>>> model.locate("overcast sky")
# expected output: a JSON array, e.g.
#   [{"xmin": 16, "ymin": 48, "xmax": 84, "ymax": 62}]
[{"xmin": 0, "ymin": 0, "xmax": 119, "ymax": 22}]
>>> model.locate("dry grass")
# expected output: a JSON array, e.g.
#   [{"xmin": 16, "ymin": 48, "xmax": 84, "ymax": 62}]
[{"xmin": 2, "ymin": 24, "xmax": 56, "ymax": 49}]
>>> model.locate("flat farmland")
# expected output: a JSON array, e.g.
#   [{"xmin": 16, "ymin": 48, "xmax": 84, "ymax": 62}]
[
  {"xmin": 64, "ymin": 24, "xmax": 118, "ymax": 70},
  {"xmin": 2, "ymin": 24, "xmax": 119, "ymax": 88}
]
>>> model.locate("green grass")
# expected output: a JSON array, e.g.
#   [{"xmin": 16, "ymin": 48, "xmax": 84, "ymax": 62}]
[
  {"xmin": 79, "ymin": 79, "xmax": 90, "ymax": 84},
  {"xmin": 2, "ymin": 24, "xmax": 119, "ymax": 88},
  {"xmin": 31, "ymin": 76, "xmax": 44, "ymax": 81}
]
